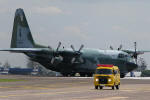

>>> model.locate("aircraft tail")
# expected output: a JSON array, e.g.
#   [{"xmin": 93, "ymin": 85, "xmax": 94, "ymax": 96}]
[{"xmin": 11, "ymin": 8, "xmax": 35, "ymax": 48}]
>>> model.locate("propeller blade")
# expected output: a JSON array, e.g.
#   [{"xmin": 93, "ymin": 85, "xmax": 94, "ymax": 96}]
[
  {"xmin": 71, "ymin": 45, "xmax": 76, "ymax": 52},
  {"xmin": 78, "ymin": 44, "xmax": 84, "ymax": 52},
  {"xmin": 71, "ymin": 57, "xmax": 76, "ymax": 63},
  {"xmin": 136, "ymin": 57, "xmax": 138, "ymax": 65},
  {"xmin": 118, "ymin": 44, "xmax": 122, "ymax": 50},
  {"xmin": 56, "ymin": 42, "xmax": 61, "ymax": 51},
  {"xmin": 71, "ymin": 57, "xmax": 84, "ymax": 64},
  {"xmin": 134, "ymin": 42, "xmax": 137, "ymax": 53},
  {"xmin": 51, "ymin": 57, "xmax": 55, "ymax": 64},
  {"xmin": 134, "ymin": 42, "xmax": 137, "ymax": 64},
  {"xmin": 110, "ymin": 46, "xmax": 113, "ymax": 50},
  {"xmin": 51, "ymin": 56, "xmax": 63, "ymax": 64}
]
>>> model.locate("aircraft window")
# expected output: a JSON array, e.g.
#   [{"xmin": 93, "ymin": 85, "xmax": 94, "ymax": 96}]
[{"xmin": 118, "ymin": 54, "xmax": 125, "ymax": 58}]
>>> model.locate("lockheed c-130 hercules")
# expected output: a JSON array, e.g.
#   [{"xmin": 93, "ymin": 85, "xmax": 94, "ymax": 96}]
[{"xmin": 0, "ymin": 8, "xmax": 149, "ymax": 78}]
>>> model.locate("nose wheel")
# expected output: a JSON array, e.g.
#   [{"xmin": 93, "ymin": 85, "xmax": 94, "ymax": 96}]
[{"xmin": 120, "ymin": 74, "xmax": 125, "ymax": 78}]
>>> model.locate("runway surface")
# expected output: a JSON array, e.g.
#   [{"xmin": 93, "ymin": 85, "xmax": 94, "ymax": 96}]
[{"xmin": 0, "ymin": 75, "xmax": 150, "ymax": 100}]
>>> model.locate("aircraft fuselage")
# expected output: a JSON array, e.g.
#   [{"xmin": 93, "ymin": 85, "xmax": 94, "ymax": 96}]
[{"xmin": 26, "ymin": 48, "xmax": 137, "ymax": 77}]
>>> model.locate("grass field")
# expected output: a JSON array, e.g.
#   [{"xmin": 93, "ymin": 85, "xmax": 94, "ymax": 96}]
[{"xmin": 0, "ymin": 79, "xmax": 24, "ymax": 82}]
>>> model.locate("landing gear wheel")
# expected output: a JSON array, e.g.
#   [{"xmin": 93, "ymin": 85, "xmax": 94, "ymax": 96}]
[
  {"xmin": 120, "ymin": 74, "xmax": 125, "ymax": 78},
  {"xmin": 80, "ymin": 73, "xmax": 86, "ymax": 77},
  {"xmin": 62, "ymin": 73, "xmax": 69, "ymax": 77},
  {"xmin": 87, "ymin": 74, "xmax": 90, "ymax": 77},
  {"xmin": 99, "ymin": 86, "xmax": 103, "ymax": 89},
  {"xmin": 69, "ymin": 73, "xmax": 75, "ymax": 77},
  {"xmin": 112, "ymin": 86, "xmax": 115, "ymax": 90},
  {"xmin": 87, "ymin": 74, "xmax": 93, "ymax": 77},
  {"xmin": 116, "ymin": 85, "xmax": 119, "ymax": 90},
  {"xmin": 95, "ymin": 86, "xmax": 98, "ymax": 89}
]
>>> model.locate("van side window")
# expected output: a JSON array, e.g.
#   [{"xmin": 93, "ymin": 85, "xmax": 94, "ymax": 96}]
[{"xmin": 113, "ymin": 70, "xmax": 117, "ymax": 74}]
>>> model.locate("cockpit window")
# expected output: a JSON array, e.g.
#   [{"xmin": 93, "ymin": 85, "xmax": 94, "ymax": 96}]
[
  {"xmin": 118, "ymin": 53, "xmax": 127, "ymax": 58},
  {"xmin": 118, "ymin": 54, "xmax": 124, "ymax": 58}
]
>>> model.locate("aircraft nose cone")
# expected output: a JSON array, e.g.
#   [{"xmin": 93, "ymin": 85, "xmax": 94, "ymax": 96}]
[{"xmin": 126, "ymin": 62, "xmax": 138, "ymax": 72}]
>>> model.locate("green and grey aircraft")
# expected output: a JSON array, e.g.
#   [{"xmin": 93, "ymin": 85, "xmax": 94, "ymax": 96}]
[{"xmin": 0, "ymin": 8, "xmax": 149, "ymax": 77}]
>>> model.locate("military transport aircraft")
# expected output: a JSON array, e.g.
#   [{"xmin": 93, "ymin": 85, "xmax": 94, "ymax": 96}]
[{"xmin": 0, "ymin": 8, "xmax": 149, "ymax": 78}]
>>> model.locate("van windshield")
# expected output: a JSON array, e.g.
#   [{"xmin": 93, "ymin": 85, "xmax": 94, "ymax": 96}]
[{"xmin": 96, "ymin": 69, "xmax": 112, "ymax": 74}]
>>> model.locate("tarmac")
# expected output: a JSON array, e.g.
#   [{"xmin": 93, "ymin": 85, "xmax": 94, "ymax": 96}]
[{"xmin": 0, "ymin": 75, "xmax": 150, "ymax": 100}]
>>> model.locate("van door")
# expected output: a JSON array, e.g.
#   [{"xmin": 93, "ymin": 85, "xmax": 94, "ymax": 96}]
[{"xmin": 116, "ymin": 69, "xmax": 120, "ymax": 85}]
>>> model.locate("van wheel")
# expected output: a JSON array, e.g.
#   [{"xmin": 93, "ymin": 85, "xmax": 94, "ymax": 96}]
[
  {"xmin": 99, "ymin": 86, "xmax": 103, "ymax": 89},
  {"xmin": 95, "ymin": 86, "xmax": 98, "ymax": 89},
  {"xmin": 116, "ymin": 85, "xmax": 119, "ymax": 90},
  {"xmin": 112, "ymin": 86, "xmax": 115, "ymax": 90},
  {"xmin": 120, "ymin": 74, "xmax": 125, "ymax": 78}
]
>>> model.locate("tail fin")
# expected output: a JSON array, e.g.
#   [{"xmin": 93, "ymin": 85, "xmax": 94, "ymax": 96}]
[{"xmin": 11, "ymin": 8, "xmax": 35, "ymax": 48}]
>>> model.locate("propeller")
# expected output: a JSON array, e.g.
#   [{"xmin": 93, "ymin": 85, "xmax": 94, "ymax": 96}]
[
  {"xmin": 70, "ymin": 44, "xmax": 84, "ymax": 63},
  {"xmin": 51, "ymin": 42, "xmax": 63, "ymax": 64},
  {"xmin": 109, "ymin": 44, "xmax": 122, "ymax": 51},
  {"xmin": 133, "ymin": 42, "xmax": 138, "ymax": 64}
]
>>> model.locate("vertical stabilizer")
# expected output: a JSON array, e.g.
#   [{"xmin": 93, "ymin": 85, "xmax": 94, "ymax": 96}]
[{"xmin": 11, "ymin": 8, "xmax": 35, "ymax": 48}]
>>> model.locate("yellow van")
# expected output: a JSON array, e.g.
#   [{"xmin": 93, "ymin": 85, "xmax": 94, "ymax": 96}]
[{"xmin": 94, "ymin": 64, "xmax": 120, "ymax": 90}]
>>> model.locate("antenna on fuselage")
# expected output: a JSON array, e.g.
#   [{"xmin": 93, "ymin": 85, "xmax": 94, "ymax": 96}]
[{"xmin": 134, "ymin": 42, "xmax": 138, "ymax": 64}]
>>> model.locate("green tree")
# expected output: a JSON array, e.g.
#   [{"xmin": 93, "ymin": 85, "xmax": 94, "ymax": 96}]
[
  {"xmin": 136, "ymin": 57, "xmax": 147, "ymax": 71},
  {"xmin": 141, "ymin": 70, "xmax": 150, "ymax": 77}
]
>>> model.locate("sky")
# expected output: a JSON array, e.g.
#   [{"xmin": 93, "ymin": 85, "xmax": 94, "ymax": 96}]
[{"xmin": 0, "ymin": 0, "xmax": 150, "ymax": 68}]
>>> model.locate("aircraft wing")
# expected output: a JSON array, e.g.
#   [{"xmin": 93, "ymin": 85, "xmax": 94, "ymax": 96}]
[
  {"xmin": 122, "ymin": 50, "xmax": 150, "ymax": 55},
  {"xmin": 0, "ymin": 48, "xmax": 51, "ymax": 53}
]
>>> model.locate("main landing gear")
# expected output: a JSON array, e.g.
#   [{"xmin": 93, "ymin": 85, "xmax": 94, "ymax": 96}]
[{"xmin": 61, "ymin": 73, "xmax": 93, "ymax": 77}]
